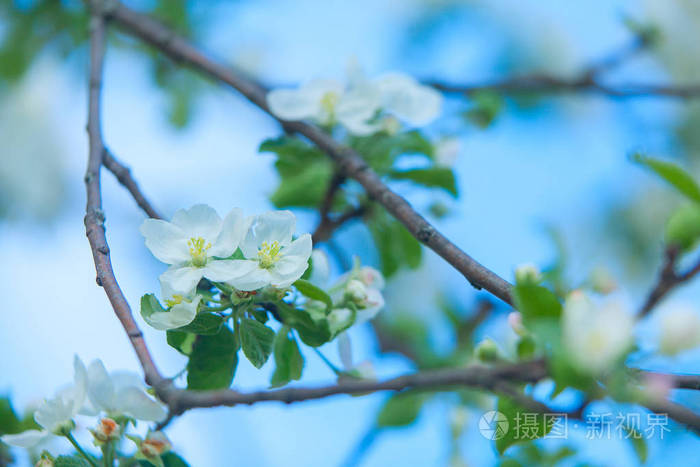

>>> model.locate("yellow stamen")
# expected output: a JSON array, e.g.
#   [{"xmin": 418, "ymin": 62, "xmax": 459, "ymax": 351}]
[
  {"xmin": 320, "ymin": 91, "xmax": 339, "ymax": 121},
  {"xmin": 188, "ymin": 237, "xmax": 211, "ymax": 267},
  {"xmin": 257, "ymin": 240, "xmax": 283, "ymax": 269},
  {"xmin": 165, "ymin": 294, "xmax": 184, "ymax": 308}
]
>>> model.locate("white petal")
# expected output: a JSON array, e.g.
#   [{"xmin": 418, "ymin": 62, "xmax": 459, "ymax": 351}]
[
  {"xmin": 357, "ymin": 288, "xmax": 385, "ymax": 323},
  {"xmin": 140, "ymin": 219, "xmax": 189, "ymax": 265},
  {"xmin": 109, "ymin": 371, "xmax": 146, "ymax": 391},
  {"xmin": 86, "ymin": 359, "xmax": 115, "ymax": 412},
  {"xmin": 359, "ymin": 267, "xmax": 385, "ymax": 290},
  {"xmin": 160, "ymin": 266, "xmax": 204, "ymax": 294},
  {"xmin": 170, "ymin": 204, "xmax": 223, "ymax": 241},
  {"xmin": 143, "ymin": 299, "xmax": 199, "ymax": 330},
  {"xmin": 241, "ymin": 211, "xmax": 296, "ymax": 257},
  {"xmin": 281, "ymin": 234, "xmax": 312, "ymax": 261},
  {"xmin": 309, "ymin": 250, "xmax": 330, "ymax": 287},
  {"xmin": 336, "ymin": 86, "xmax": 381, "ymax": 133},
  {"xmin": 115, "ymin": 387, "xmax": 167, "ymax": 422},
  {"xmin": 210, "ymin": 210, "xmax": 252, "ymax": 257},
  {"xmin": 201, "ymin": 259, "xmax": 257, "ymax": 282},
  {"xmin": 1, "ymin": 430, "xmax": 51, "ymax": 448},
  {"xmin": 226, "ymin": 266, "xmax": 272, "ymax": 291},
  {"xmin": 160, "ymin": 277, "xmax": 196, "ymax": 302},
  {"xmin": 337, "ymin": 332, "xmax": 353, "ymax": 370},
  {"xmin": 267, "ymin": 88, "xmax": 321, "ymax": 121},
  {"xmin": 375, "ymin": 73, "xmax": 442, "ymax": 126}
]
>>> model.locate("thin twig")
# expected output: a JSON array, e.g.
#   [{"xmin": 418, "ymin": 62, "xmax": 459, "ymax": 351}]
[
  {"xmin": 638, "ymin": 246, "xmax": 700, "ymax": 318},
  {"xmin": 107, "ymin": 1, "xmax": 515, "ymax": 306},
  {"xmin": 102, "ymin": 147, "xmax": 163, "ymax": 219},
  {"xmin": 84, "ymin": 1, "xmax": 164, "ymax": 387}
]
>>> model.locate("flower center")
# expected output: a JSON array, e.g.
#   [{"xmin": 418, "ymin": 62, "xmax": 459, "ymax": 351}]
[
  {"xmin": 165, "ymin": 294, "xmax": 184, "ymax": 307},
  {"xmin": 320, "ymin": 91, "xmax": 339, "ymax": 120},
  {"xmin": 257, "ymin": 240, "xmax": 283, "ymax": 269},
  {"xmin": 188, "ymin": 237, "xmax": 211, "ymax": 267}
]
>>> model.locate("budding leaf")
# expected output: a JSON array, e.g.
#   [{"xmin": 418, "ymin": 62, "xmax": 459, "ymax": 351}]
[
  {"xmin": 294, "ymin": 279, "xmax": 333, "ymax": 312},
  {"xmin": 389, "ymin": 167, "xmax": 458, "ymax": 197},
  {"xmin": 495, "ymin": 395, "xmax": 556, "ymax": 454},
  {"xmin": 665, "ymin": 203, "xmax": 700, "ymax": 251},
  {"xmin": 632, "ymin": 153, "xmax": 700, "ymax": 203},
  {"xmin": 377, "ymin": 391, "xmax": 427, "ymax": 427},
  {"xmin": 174, "ymin": 312, "xmax": 225, "ymax": 335},
  {"xmin": 187, "ymin": 326, "xmax": 238, "ymax": 390},
  {"xmin": 270, "ymin": 326, "xmax": 305, "ymax": 388},
  {"xmin": 239, "ymin": 318, "xmax": 275, "ymax": 369}
]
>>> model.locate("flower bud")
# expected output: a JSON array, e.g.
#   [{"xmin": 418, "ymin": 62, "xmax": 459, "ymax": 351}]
[
  {"xmin": 140, "ymin": 431, "xmax": 171, "ymax": 458},
  {"xmin": 345, "ymin": 279, "xmax": 368, "ymax": 305},
  {"xmin": 590, "ymin": 266, "xmax": 617, "ymax": 295},
  {"xmin": 90, "ymin": 418, "xmax": 121, "ymax": 444},
  {"xmin": 35, "ymin": 456, "xmax": 54, "ymax": 467},
  {"xmin": 475, "ymin": 338, "xmax": 501, "ymax": 362},
  {"xmin": 507, "ymin": 312, "xmax": 527, "ymax": 336},
  {"xmin": 659, "ymin": 306, "xmax": 700, "ymax": 356},
  {"xmin": 515, "ymin": 263, "xmax": 541, "ymax": 284}
]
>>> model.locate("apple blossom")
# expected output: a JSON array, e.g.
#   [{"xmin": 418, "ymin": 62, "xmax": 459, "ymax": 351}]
[
  {"xmin": 562, "ymin": 291, "xmax": 634, "ymax": 375},
  {"xmin": 658, "ymin": 305, "xmax": 700, "ymax": 356},
  {"xmin": 142, "ymin": 279, "xmax": 202, "ymax": 331},
  {"xmin": 84, "ymin": 359, "xmax": 166, "ymax": 422},
  {"xmin": 140, "ymin": 204, "xmax": 252, "ymax": 293},
  {"xmin": 225, "ymin": 210, "xmax": 312, "ymax": 291}
]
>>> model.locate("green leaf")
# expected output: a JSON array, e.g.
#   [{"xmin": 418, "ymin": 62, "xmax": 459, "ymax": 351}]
[
  {"xmin": 368, "ymin": 211, "xmax": 422, "ymax": 277},
  {"xmin": 167, "ymin": 331, "xmax": 196, "ymax": 356},
  {"xmin": 516, "ymin": 335, "xmax": 536, "ymax": 360},
  {"xmin": 389, "ymin": 167, "xmax": 458, "ymax": 197},
  {"xmin": 513, "ymin": 283, "xmax": 562, "ymax": 322},
  {"xmin": 275, "ymin": 302, "xmax": 331, "ymax": 347},
  {"xmin": 350, "ymin": 131, "xmax": 434, "ymax": 172},
  {"xmin": 464, "ymin": 91, "xmax": 503, "ymax": 128},
  {"xmin": 624, "ymin": 426, "xmax": 648, "ymax": 464},
  {"xmin": 174, "ymin": 312, "xmax": 224, "ymax": 335},
  {"xmin": 140, "ymin": 293, "xmax": 166, "ymax": 321},
  {"xmin": 376, "ymin": 391, "xmax": 426, "ymax": 427},
  {"xmin": 294, "ymin": 279, "xmax": 333, "ymax": 311},
  {"xmin": 162, "ymin": 452, "xmax": 190, "ymax": 467},
  {"xmin": 239, "ymin": 318, "xmax": 275, "ymax": 369},
  {"xmin": 495, "ymin": 396, "xmax": 556, "ymax": 454},
  {"xmin": 54, "ymin": 456, "xmax": 91, "ymax": 467},
  {"xmin": 632, "ymin": 153, "xmax": 700, "ymax": 203},
  {"xmin": 186, "ymin": 326, "xmax": 238, "ymax": 390},
  {"xmin": 0, "ymin": 397, "xmax": 20, "ymax": 435},
  {"xmin": 270, "ymin": 326, "xmax": 305, "ymax": 388},
  {"xmin": 665, "ymin": 203, "xmax": 700, "ymax": 251}
]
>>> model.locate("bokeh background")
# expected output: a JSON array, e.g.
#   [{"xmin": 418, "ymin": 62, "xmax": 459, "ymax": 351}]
[{"xmin": 2, "ymin": 0, "xmax": 700, "ymax": 465}]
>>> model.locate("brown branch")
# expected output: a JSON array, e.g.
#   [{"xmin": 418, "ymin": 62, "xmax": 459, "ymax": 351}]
[
  {"xmin": 312, "ymin": 204, "xmax": 368, "ymax": 243},
  {"xmin": 102, "ymin": 147, "xmax": 163, "ymax": 219},
  {"xmin": 638, "ymin": 246, "xmax": 700, "ymax": 318},
  {"xmin": 642, "ymin": 398, "xmax": 700, "ymax": 436},
  {"xmin": 85, "ymin": 1, "xmax": 164, "ymax": 388},
  {"xmin": 106, "ymin": 1, "xmax": 514, "ymax": 306}
]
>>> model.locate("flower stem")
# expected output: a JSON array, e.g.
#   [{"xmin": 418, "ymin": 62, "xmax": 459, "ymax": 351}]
[
  {"xmin": 101, "ymin": 441, "xmax": 115, "ymax": 467},
  {"xmin": 65, "ymin": 432, "xmax": 99, "ymax": 467},
  {"xmin": 201, "ymin": 304, "xmax": 232, "ymax": 312},
  {"xmin": 313, "ymin": 347, "xmax": 341, "ymax": 375}
]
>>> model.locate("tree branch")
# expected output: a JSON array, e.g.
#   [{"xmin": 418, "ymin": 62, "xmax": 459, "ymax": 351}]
[
  {"xmin": 638, "ymin": 246, "xmax": 700, "ymax": 318},
  {"xmin": 106, "ymin": 1, "xmax": 515, "ymax": 306},
  {"xmin": 102, "ymin": 147, "xmax": 163, "ymax": 220},
  {"xmin": 85, "ymin": 2, "xmax": 164, "ymax": 388}
]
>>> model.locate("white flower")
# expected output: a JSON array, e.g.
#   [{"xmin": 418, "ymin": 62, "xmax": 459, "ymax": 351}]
[
  {"xmin": 434, "ymin": 137, "xmax": 460, "ymax": 167},
  {"xmin": 308, "ymin": 249, "xmax": 330, "ymax": 287},
  {"xmin": 515, "ymin": 263, "xmax": 542, "ymax": 284},
  {"xmin": 659, "ymin": 305, "xmax": 700, "ymax": 356},
  {"xmin": 142, "ymin": 279, "xmax": 202, "ymax": 331},
  {"xmin": 226, "ymin": 211, "xmax": 312, "ymax": 291},
  {"xmin": 334, "ymin": 265, "xmax": 385, "ymax": 322},
  {"xmin": 139, "ymin": 431, "xmax": 171, "ymax": 458},
  {"xmin": 562, "ymin": 291, "xmax": 634, "ymax": 375},
  {"xmin": 140, "ymin": 204, "xmax": 252, "ymax": 293},
  {"xmin": 84, "ymin": 360, "xmax": 166, "ymax": 422},
  {"xmin": 1, "ymin": 356, "xmax": 87, "ymax": 448},
  {"xmin": 373, "ymin": 73, "xmax": 443, "ymax": 127}
]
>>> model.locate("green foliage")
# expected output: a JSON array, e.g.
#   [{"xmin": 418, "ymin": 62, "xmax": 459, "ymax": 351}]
[
  {"xmin": 186, "ymin": 326, "xmax": 238, "ymax": 390},
  {"xmin": 376, "ymin": 391, "xmax": 427, "ymax": 427},
  {"xmin": 389, "ymin": 167, "xmax": 458, "ymax": 197},
  {"xmin": 632, "ymin": 153, "xmax": 700, "ymax": 203},
  {"xmin": 140, "ymin": 293, "xmax": 167, "ymax": 319},
  {"xmin": 239, "ymin": 318, "xmax": 275, "ymax": 369},
  {"xmin": 54, "ymin": 456, "xmax": 91, "ymax": 467},
  {"xmin": 259, "ymin": 136, "xmax": 334, "ymax": 208},
  {"xmin": 665, "ymin": 203, "xmax": 700, "ymax": 251},
  {"xmin": 139, "ymin": 452, "xmax": 191, "ymax": 467},
  {"xmin": 350, "ymin": 131, "xmax": 434, "ymax": 172},
  {"xmin": 495, "ymin": 396, "xmax": 555, "ymax": 454},
  {"xmin": 293, "ymin": 279, "xmax": 333, "ymax": 312},
  {"xmin": 270, "ymin": 326, "xmax": 305, "ymax": 387},
  {"xmin": 515, "ymin": 335, "xmax": 536, "ymax": 360},
  {"xmin": 275, "ymin": 302, "xmax": 331, "ymax": 347},
  {"xmin": 167, "ymin": 331, "xmax": 196, "ymax": 356},
  {"xmin": 175, "ymin": 312, "xmax": 225, "ymax": 335},
  {"xmin": 368, "ymin": 210, "xmax": 422, "ymax": 277},
  {"xmin": 463, "ymin": 91, "xmax": 503, "ymax": 128}
]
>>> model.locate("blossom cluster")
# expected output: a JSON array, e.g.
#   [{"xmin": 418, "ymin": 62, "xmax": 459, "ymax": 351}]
[
  {"xmin": 1, "ymin": 357, "xmax": 170, "ymax": 467},
  {"xmin": 267, "ymin": 67, "xmax": 443, "ymax": 136}
]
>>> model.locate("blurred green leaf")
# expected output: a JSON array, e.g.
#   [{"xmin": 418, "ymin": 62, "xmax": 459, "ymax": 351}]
[
  {"xmin": 275, "ymin": 302, "xmax": 331, "ymax": 347},
  {"xmin": 495, "ymin": 396, "xmax": 555, "ymax": 454},
  {"xmin": 270, "ymin": 326, "xmax": 305, "ymax": 387},
  {"xmin": 167, "ymin": 330, "xmax": 196, "ymax": 356},
  {"xmin": 350, "ymin": 130, "xmax": 434, "ymax": 172},
  {"xmin": 665, "ymin": 203, "xmax": 700, "ymax": 251},
  {"xmin": 54, "ymin": 456, "xmax": 90, "ymax": 467},
  {"xmin": 464, "ymin": 91, "xmax": 503, "ymax": 128},
  {"xmin": 633, "ymin": 153, "xmax": 700, "ymax": 203},
  {"xmin": 239, "ymin": 318, "xmax": 275, "ymax": 369},
  {"xmin": 368, "ymin": 211, "xmax": 422, "ymax": 277},
  {"xmin": 294, "ymin": 279, "xmax": 333, "ymax": 312},
  {"xmin": 376, "ymin": 391, "xmax": 427, "ymax": 427},
  {"xmin": 175, "ymin": 312, "xmax": 225, "ymax": 335},
  {"xmin": 389, "ymin": 167, "xmax": 458, "ymax": 197}
]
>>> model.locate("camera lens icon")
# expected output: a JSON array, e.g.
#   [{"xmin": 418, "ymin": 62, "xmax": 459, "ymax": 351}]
[{"xmin": 479, "ymin": 411, "xmax": 509, "ymax": 440}]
